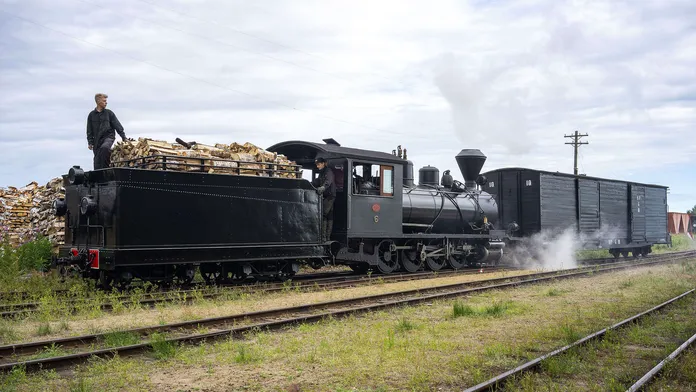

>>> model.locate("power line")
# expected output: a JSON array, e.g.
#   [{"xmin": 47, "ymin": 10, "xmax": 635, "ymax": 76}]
[
  {"xmin": 564, "ymin": 130, "xmax": 588, "ymax": 176},
  {"xmin": 0, "ymin": 8, "xmax": 396, "ymax": 135}
]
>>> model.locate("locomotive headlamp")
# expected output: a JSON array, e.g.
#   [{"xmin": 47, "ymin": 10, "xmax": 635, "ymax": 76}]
[
  {"xmin": 80, "ymin": 196, "xmax": 97, "ymax": 216},
  {"xmin": 68, "ymin": 166, "xmax": 85, "ymax": 185},
  {"xmin": 52, "ymin": 198, "xmax": 67, "ymax": 217}
]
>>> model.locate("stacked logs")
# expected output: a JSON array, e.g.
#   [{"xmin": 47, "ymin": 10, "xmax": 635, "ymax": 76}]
[
  {"xmin": 110, "ymin": 138, "xmax": 299, "ymax": 178},
  {"xmin": 0, "ymin": 178, "xmax": 65, "ymax": 249}
]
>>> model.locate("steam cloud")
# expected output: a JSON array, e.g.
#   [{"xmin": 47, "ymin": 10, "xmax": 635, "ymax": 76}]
[
  {"xmin": 504, "ymin": 224, "xmax": 625, "ymax": 270},
  {"xmin": 432, "ymin": 53, "xmax": 536, "ymax": 155}
]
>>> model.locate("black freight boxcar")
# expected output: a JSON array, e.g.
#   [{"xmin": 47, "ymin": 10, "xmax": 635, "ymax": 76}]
[{"xmin": 480, "ymin": 168, "xmax": 669, "ymax": 257}]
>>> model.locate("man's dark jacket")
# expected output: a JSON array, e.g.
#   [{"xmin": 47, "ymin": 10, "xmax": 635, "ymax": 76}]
[
  {"xmin": 316, "ymin": 167, "xmax": 336, "ymax": 198},
  {"xmin": 86, "ymin": 108, "xmax": 126, "ymax": 146}
]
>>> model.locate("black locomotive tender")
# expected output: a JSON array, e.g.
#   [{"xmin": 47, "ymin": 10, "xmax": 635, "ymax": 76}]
[{"xmin": 52, "ymin": 139, "xmax": 669, "ymax": 287}]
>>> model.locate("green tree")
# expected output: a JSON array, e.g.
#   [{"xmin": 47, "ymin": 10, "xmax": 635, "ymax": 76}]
[{"xmin": 688, "ymin": 204, "xmax": 696, "ymax": 214}]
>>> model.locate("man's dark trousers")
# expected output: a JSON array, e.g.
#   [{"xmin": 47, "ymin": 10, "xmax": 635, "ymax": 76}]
[
  {"xmin": 322, "ymin": 196, "xmax": 335, "ymax": 242},
  {"xmin": 93, "ymin": 137, "xmax": 115, "ymax": 170}
]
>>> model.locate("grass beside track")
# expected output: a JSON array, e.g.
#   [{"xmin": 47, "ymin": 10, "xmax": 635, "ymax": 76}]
[
  {"xmin": 497, "ymin": 286, "xmax": 696, "ymax": 391},
  {"xmin": 1, "ymin": 258, "xmax": 694, "ymax": 391},
  {"xmin": 0, "ymin": 268, "xmax": 533, "ymax": 345}
]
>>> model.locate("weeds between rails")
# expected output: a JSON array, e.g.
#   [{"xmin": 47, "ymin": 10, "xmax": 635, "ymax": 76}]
[
  {"xmin": 0, "ymin": 266, "xmax": 513, "ymax": 319},
  {"xmin": 0, "ymin": 247, "xmax": 683, "ymax": 306},
  {"xmin": 0, "ymin": 251, "xmax": 693, "ymax": 374},
  {"xmin": 463, "ymin": 289, "xmax": 696, "ymax": 391},
  {"xmin": 0, "ymin": 250, "xmax": 692, "ymax": 319}
]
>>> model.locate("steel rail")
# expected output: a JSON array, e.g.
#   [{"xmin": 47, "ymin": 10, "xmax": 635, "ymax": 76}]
[
  {"xmin": 462, "ymin": 289, "xmax": 696, "ymax": 392},
  {"xmin": 1, "ymin": 250, "xmax": 687, "ymax": 304},
  {"xmin": 0, "ymin": 252, "xmax": 691, "ymax": 373},
  {"xmin": 0, "ymin": 266, "xmax": 512, "ymax": 318},
  {"xmin": 626, "ymin": 331, "xmax": 696, "ymax": 391}
]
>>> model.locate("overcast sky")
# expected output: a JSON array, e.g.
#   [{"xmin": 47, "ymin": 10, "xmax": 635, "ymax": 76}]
[{"xmin": 1, "ymin": 0, "xmax": 694, "ymax": 212}]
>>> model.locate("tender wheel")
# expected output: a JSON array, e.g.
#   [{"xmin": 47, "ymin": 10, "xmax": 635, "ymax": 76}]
[
  {"xmin": 200, "ymin": 263, "xmax": 222, "ymax": 285},
  {"xmin": 620, "ymin": 251, "xmax": 629, "ymax": 258},
  {"xmin": 400, "ymin": 240, "xmax": 422, "ymax": 273},
  {"xmin": 377, "ymin": 240, "xmax": 399, "ymax": 274},
  {"xmin": 174, "ymin": 264, "xmax": 196, "ymax": 286},
  {"xmin": 98, "ymin": 270, "xmax": 114, "ymax": 290},
  {"xmin": 447, "ymin": 255, "xmax": 466, "ymax": 270}
]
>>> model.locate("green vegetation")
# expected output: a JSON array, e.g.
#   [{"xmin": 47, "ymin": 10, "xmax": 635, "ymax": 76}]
[
  {"xmin": 502, "ymin": 289, "xmax": 696, "ymax": 391},
  {"xmin": 5, "ymin": 260, "xmax": 692, "ymax": 391},
  {"xmin": 452, "ymin": 300, "xmax": 515, "ymax": 318},
  {"xmin": 653, "ymin": 233, "xmax": 696, "ymax": 254}
]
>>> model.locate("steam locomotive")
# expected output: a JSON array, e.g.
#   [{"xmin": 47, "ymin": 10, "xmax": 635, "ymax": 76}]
[{"xmin": 52, "ymin": 138, "xmax": 506, "ymax": 288}]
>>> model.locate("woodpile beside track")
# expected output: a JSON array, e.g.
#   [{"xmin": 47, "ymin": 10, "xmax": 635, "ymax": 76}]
[{"xmin": 0, "ymin": 178, "xmax": 65, "ymax": 248}]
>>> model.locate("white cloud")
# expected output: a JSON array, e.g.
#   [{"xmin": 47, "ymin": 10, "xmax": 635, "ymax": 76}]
[{"xmin": 0, "ymin": 0, "xmax": 695, "ymax": 211}]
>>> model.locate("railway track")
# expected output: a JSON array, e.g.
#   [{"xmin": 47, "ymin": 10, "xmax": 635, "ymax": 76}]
[
  {"xmin": 0, "ymin": 266, "xmax": 512, "ymax": 318},
  {"xmin": 463, "ymin": 288, "xmax": 696, "ymax": 392},
  {"xmin": 0, "ymin": 251, "xmax": 660, "ymax": 303},
  {"xmin": 627, "ymin": 331, "xmax": 696, "ymax": 391},
  {"xmin": 0, "ymin": 250, "xmax": 692, "ymax": 374}
]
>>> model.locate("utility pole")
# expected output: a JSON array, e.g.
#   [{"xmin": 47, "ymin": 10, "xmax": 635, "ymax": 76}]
[{"xmin": 564, "ymin": 130, "xmax": 588, "ymax": 175}]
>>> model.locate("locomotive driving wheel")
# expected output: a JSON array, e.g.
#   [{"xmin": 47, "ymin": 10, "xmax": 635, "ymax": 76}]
[
  {"xmin": 447, "ymin": 255, "xmax": 466, "ymax": 270},
  {"xmin": 400, "ymin": 240, "xmax": 423, "ymax": 273},
  {"xmin": 446, "ymin": 242, "xmax": 466, "ymax": 270},
  {"xmin": 377, "ymin": 240, "xmax": 399, "ymax": 274},
  {"xmin": 425, "ymin": 240, "xmax": 446, "ymax": 271}
]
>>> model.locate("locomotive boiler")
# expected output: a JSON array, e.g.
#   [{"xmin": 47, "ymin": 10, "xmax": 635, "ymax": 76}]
[{"xmin": 402, "ymin": 149, "xmax": 499, "ymax": 234}]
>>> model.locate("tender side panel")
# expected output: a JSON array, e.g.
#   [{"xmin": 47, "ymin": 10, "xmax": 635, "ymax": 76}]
[
  {"xmin": 578, "ymin": 178, "xmax": 600, "ymax": 235},
  {"xmin": 539, "ymin": 173, "xmax": 577, "ymax": 232},
  {"xmin": 630, "ymin": 185, "xmax": 647, "ymax": 243},
  {"xmin": 117, "ymin": 180, "xmax": 320, "ymax": 246},
  {"xmin": 598, "ymin": 180, "xmax": 629, "ymax": 245},
  {"xmin": 645, "ymin": 186, "xmax": 668, "ymax": 244}
]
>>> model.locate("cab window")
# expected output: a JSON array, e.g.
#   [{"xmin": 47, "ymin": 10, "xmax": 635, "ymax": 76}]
[{"xmin": 352, "ymin": 162, "xmax": 393, "ymax": 197}]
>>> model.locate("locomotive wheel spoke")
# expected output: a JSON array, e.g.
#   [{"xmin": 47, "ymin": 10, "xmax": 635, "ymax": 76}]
[
  {"xmin": 425, "ymin": 256, "xmax": 446, "ymax": 271},
  {"xmin": 400, "ymin": 240, "xmax": 422, "ymax": 273},
  {"xmin": 447, "ymin": 255, "xmax": 466, "ymax": 270},
  {"xmin": 377, "ymin": 240, "xmax": 399, "ymax": 274}
]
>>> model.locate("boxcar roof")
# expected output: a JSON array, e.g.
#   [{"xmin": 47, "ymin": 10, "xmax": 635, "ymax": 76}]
[
  {"xmin": 481, "ymin": 167, "xmax": 669, "ymax": 189},
  {"xmin": 267, "ymin": 139, "xmax": 406, "ymax": 165}
]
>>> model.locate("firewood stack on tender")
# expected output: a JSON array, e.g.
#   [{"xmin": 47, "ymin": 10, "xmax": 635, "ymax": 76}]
[
  {"xmin": 0, "ymin": 178, "xmax": 65, "ymax": 249},
  {"xmin": 110, "ymin": 138, "xmax": 300, "ymax": 178}
]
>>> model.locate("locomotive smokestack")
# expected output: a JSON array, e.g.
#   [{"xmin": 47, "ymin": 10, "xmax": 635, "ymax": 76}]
[{"xmin": 455, "ymin": 149, "xmax": 487, "ymax": 189}]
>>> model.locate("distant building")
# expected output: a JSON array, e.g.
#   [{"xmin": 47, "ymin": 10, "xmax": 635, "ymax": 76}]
[{"xmin": 668, "ymin": 212, "xmax": 695, "ymax": 238}]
